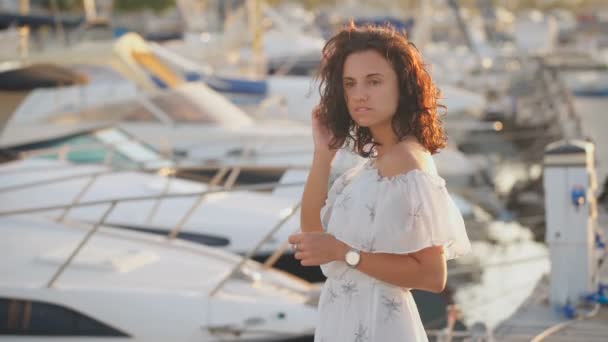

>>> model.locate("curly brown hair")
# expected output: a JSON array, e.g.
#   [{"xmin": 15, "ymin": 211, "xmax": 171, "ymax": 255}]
[{"xmin": 316, "ymin": 23, "xmax": 447, "ymax": 156}]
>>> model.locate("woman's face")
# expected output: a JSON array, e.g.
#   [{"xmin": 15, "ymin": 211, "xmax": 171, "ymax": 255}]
[{"xmin": 342, "ymin": 49, "xmax": 400, "ymax": 129}]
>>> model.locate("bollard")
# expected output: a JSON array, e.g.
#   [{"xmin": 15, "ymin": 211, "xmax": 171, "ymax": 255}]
[{"xmin": 543, "ymin": 139, "xmax": 600, "ymax": 308}]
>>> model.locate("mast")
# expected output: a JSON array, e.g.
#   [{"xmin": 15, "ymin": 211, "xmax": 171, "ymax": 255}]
[
  {"xmin": 409, "ymin": 0, "xmax": 432, "ymax": 51},
  {"xmin": 447, "ymin": 0, "xmax": 483, "ymax": 64},
  {"xmin": 19, "ymin": 0, "xmax": 29, "ymax": 59},
  {"xmin": 247, "ymin": 0, "xmax": 265, "ymax": 77}
]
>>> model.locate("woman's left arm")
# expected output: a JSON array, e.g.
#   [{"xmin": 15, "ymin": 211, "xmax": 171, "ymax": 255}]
[{"xmin": 288, "ymin": 232, "xmax": 447, "ymax": 293}]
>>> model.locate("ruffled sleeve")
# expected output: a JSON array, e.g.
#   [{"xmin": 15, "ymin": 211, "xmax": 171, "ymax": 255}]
[
  {"xmin": 402, "ymin": 171, "xmax": 471, "ymax": 260},
  {"xmin": 320, "ymin": 171, "xmax": 350, "ymax": 231},
  {"xmin": 319, "ymin": 185, "xmax": 337, "ymax": 231},
  {"xmin": 320, "ymin": 156, "xmax": 366, "ymax": 231}
]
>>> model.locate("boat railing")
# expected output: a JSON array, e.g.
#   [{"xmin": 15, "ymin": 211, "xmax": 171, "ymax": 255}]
[
  {"xmin": 46, "ymin": 201, "xmax": 117, "ymax": 288},
  {"xmin": 0, "ymin": 167, "xmax": 306, "ymax": 291},
  {"xmin": 208, "ymin": 200, "xmax": 302, "ymax": 297},
  {"xmin": 10, "ymin": 143, "xmax": 309, "ymax": 176},
  {"xmin": 3, "ymin": 132, "xmax": 311, "ymax": 226},
  {"xmin": 1, "ymin": 155, "xmax": 308, "ymax": 198},
  {"xmin": 3, "ymin": 115, "xmax": 314, "ymax": 300}
]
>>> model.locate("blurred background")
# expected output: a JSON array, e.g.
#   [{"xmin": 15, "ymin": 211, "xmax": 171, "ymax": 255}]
[{"xmin": 1, "ymin": 0, "xmax": 607, "ymax": 341}]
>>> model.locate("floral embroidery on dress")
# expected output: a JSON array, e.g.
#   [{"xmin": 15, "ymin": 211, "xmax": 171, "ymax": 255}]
[
  {"xmin": 409, "ymin": 202, "xmax": 422, "ymax": 222},
  {"xmin": 365, "ymin": 203, "xmax": 376, "ymax": 222},
  {"xmin": 337, "ymin": 193, "xmax": 352, "ymax": 210},
  {"xmin": 338, "ymin": 176, "xmax": 351, "ymax": 194},
  {"xmin": 381, "ymin": 295, "xmax": 402, "ymax": 322},
  {"xmin": 354, "ymin": 322, "xmax": 369, "ymax": 342},
  {"xmin": 342, "ymin": 280, "xmax": 358, "ymax": 298},
  {"xmin": 361, "ymin": 237, "xmax": 376, "ymax": 253},
  {"xmin": 328, "ymin": 171, "xmax": 340, "ymax": 190},
  {"xmin": 325, "ymin": 285, "xmax": 339, "ymax": 305},
  {"xmin": 315, "ymin": 151, "xmax": 470, "ymax": 342}
]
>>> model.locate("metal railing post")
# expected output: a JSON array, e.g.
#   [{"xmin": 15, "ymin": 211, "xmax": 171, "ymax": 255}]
[
  {"xmin": 56, "ymin": 173, "xmax": 100, "ymax": 222},
  {"xmin": 46, "ymin": 201, "xmax": 117, "ymax": 288},
  {"xmin": 209, "ymin": 201, "xmax": 301, "ymax": 297}
]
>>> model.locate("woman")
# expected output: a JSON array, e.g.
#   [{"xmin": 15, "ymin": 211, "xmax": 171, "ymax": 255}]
[{"xmin": 288, "ymin": 23, "xmax": 471, "ymax": 341}]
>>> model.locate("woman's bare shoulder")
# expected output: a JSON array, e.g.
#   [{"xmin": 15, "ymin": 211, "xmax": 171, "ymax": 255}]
[{"xmin": 380, "ymin": 140, "xmax": 436, "ymax": 177}]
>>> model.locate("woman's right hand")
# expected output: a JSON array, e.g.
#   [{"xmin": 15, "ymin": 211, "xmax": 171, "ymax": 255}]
[{"xmin": 311, "ymin": 105, "xmax": 336, "ymax": 155}]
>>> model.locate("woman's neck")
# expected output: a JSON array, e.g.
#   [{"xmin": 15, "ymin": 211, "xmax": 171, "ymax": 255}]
[{"xmin": 370, "ymin": 125, "xmax": 400, "ymax": 159}]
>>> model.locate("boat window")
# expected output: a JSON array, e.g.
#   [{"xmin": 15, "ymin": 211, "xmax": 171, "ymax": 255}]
[
  {"xmin": 15, "ymin": 128, "xmax": 168, "ymax": 168},
  {"xmin": 0, "ymin": 297, "xmax": 129, "ymax": 336},
  {"xmin": 95, "ymin": 128, "xmax": 165, "ymax": 165},
  {"xmin": 21, "ymin": 133, "xmax": 137, "ymax": 168}
]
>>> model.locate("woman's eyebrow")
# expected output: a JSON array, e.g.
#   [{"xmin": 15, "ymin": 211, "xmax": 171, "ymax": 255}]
[{"xmin": 343, "ymin": 73, "xmax": 384, "ymax": 81}]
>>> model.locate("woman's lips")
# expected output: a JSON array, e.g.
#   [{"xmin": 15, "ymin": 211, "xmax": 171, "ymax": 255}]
[{"xmin": 354, "ymin": 107, "xmax": 371, "ymax": 113}]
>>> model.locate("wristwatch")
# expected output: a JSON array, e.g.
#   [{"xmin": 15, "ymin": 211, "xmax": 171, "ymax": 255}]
[{"xmin": 345, "ymin": 248, "xmax": 361, "ymax": 268}]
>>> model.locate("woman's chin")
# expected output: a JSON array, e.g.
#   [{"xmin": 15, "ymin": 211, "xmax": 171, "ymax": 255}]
[{"xmin": 353, "ymin": 117, "xmax": 374, "ymax": 127}]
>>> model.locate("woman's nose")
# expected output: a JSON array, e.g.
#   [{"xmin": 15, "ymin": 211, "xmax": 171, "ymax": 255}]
[{"xmin": 351, "ymin": 85, "xmax": 369, "ymax": 102}]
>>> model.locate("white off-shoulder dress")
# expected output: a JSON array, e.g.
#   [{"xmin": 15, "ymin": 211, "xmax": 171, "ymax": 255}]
[{"xmin": 315, "ymin": 158, "xmax": 471, "ymax": 342}]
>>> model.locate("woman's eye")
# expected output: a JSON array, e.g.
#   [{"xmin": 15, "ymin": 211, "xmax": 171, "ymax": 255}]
[
  {"xmin": 369, "ymin": 79, "xmax": 380, "ymax": 85},
  {"xmin": 344, "ymin": 83, "xmax": 354, "ymax": 88}
]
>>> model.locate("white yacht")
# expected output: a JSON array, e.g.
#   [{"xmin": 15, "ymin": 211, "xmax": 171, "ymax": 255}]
[
  {"xmin": 0, "ymin": 128, "xmax": 316, "ymax": 280},
  {"xmin": 2, "ymin": 80, "xmax": 315, "ymax": 169},
  {"xmin": 0, "ymin": 157, "xmax": 302, "ymax": 259},
  {"xmin": 0, "ymin": 215, "xmax": 318, "ymax": 341}
]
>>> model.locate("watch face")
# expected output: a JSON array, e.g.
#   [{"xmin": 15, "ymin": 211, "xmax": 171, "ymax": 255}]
[{"xmin": 346, "ymin": 250, "xmax": 360, "ymax": 266}]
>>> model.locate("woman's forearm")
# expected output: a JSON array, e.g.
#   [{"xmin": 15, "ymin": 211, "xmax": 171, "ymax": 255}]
[
  {"xmin": 333, "ymin": 241, "xmax": 446, "ymax": 293},
  {"xmin": 300, "ymin": 150, "xmax": 336, "ymax": 233}
]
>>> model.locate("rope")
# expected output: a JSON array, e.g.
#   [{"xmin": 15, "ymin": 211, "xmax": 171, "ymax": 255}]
[{"xmin": 530, "ymin": 304, "xmax": 601, "ymax": 342}]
